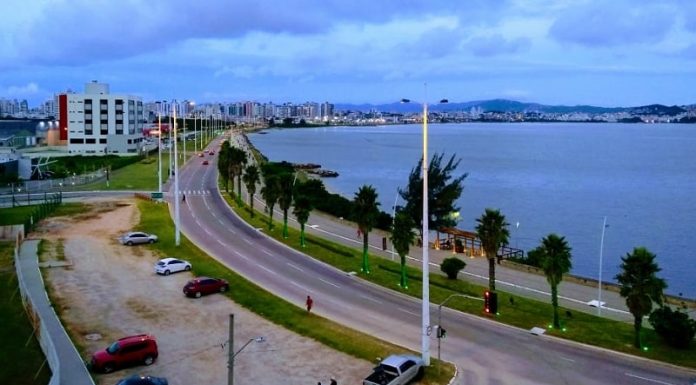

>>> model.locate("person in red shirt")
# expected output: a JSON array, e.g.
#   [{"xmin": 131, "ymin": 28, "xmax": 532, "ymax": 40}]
[{"xmin": 306, "ymin": 295, "xmax": 313, "ymax": 312}]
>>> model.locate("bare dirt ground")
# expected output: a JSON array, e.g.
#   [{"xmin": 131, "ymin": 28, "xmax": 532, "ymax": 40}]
[{"xmin": 37, "ymin": 199, "xmax": 372, "ymax": 385}]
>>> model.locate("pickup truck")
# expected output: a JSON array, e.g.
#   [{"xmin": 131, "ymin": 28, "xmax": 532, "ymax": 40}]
[{"xmin": 363, "ymin": 354, "xmax": 425, "ymax": 385}]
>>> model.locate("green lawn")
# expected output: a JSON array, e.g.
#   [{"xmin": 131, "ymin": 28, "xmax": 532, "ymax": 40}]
[
  {"xmin": 0, "ymin": 242, "xmax": 52, "ymax": 385},
  {"xmin": 222, "ymin": 188, "xmax": 696, "ymax": 369},
  {"xmin": 0, "ymin": 203, "xmax": 87, "ymax": 226},
  {"xmin": 134, "ymin": 199, "xmax": 455, "ymax": 384}
]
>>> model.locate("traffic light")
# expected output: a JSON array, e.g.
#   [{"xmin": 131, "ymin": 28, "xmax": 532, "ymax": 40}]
[
  {"xmin": 484, "ymin": 290, "xmax": 498, "ymax": 314},
  {"xmin": 437, "ymin": 326, "xmax": 447, "ymax": 339}
]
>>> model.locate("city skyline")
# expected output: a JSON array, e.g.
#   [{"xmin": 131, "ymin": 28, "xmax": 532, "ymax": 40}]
[{"xmin": 1, "ymin": 0, "xmax": 695, "ymax": 107}]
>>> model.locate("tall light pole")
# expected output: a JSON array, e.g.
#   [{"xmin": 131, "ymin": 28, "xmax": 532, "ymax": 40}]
[
  {"xmin": 597, "ymin": 216, "xmax": 608, "ymax": 315},
  {"xmin": 193, "ymin": 104, "xmax": 197, "ymax": 153},
  {"xmin": 227, "ymin": 314, "xmax": 265, "ymax": 385},
  {"xmin": 157, "ymin": 109, "xmax": 162, "ymax": 193},
  {"xmin": 401, "ymin": 91, "xmax": 447, "ymax": 366},
  {"xmin": 173, "ymin": 103, "xmax": 181, "ymax": 246}
]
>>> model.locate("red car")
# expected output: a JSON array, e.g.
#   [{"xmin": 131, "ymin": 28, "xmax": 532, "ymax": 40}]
[
  {"xmin": 183, "ymin": 277, "xmax": 229, "ymax": 298},
  {"xmin": 91, "ymin": 334, "xmax": 158, "ymax": 373}
]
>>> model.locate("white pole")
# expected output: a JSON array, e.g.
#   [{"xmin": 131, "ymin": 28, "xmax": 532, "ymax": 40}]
[
  {"xmin": 157, "ymin": 111, "xmax": 162, "ymax": 193},
  {"xmin": 597, "ymin": 216, "xmax": 607, "ymax": 315},
  {"xmin": 390, "ymin": 190, "xmax": 399, "ymax": 261},
  {"xmin": 183, "ymin": 104, "xmax": 186, "ymax": 161},
  {"xmin": 421, "ymin": 92, "xmax": 430, "ymax": 366},
  {"xmin": 194, "ymin": 110, "xmax": 197, "ymax": 153},
  {"xmin": 173, "ymin": 104, "xmax": 181, "ymax": 246}
]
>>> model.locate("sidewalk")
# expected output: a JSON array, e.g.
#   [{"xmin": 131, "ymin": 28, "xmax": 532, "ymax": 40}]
[{"xmin": 17, "ymin": 239, "xmax": 95, "ymax": 385}]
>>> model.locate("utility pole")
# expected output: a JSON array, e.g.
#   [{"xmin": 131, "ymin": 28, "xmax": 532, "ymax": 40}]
[{"xmin": 228, "ymin": 314, "xmax": 234, "ymax": 385}]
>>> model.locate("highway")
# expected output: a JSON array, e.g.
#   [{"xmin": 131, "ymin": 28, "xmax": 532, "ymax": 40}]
[{"xmin": 52, "ymin": 140, "xmax": 694, "ymax": 384}]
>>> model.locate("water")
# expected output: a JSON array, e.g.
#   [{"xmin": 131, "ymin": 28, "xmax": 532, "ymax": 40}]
[{"xmin": 249, "ymin": 123, "xmax": 696, "ymax": 296}]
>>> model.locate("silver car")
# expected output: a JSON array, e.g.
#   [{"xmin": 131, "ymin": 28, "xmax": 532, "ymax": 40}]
[{"xmin": 119, "ymin": 232, "xmax": 158, "ymax": 246}]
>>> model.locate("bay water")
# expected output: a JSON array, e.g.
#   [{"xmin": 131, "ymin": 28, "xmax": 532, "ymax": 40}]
[{"xmin": 249, "ymin": 123, "xmax": 696, "ymax": 296}]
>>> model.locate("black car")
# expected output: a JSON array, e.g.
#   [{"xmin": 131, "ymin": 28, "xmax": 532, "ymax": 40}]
[{"xmin": 116, "ymin": 375, "xmax": 168, "ymax": 385}]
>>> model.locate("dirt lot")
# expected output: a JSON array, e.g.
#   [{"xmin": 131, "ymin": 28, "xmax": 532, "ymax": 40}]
[{"xmin": 37, "ymin": 199, "xmax": 372, "ymax": 385}]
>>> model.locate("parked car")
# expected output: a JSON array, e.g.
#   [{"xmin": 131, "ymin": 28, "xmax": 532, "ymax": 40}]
[
  {"xmin": 208, "ymin": 150, "xmax": 215, "ymax": 155},
  {"xmin": 116, "ymin": 374, "xmax": 168, "ymax": 385},
  {"xmin": 363, "ymin": 354, "xmax": 424, "ymax": 385},
  {"xmin": 91, "ymin": 334, "xmax": 158, "ymax": 373},
  {"xmin": 197, "ymin": 152, "xmax": 204, "ymax": 157},
  {"xmin": 183, "ymin": 277, "xmax": 229, "ymax": 298},
  {"xmin": 202, "ymin": 160, "xmax": 209, "ymax": 165},
  {"xmin": 154, "ymin": 258, "xmax": 192, "ymax": 276},
  {"xmin": 119, "ymin": 232, "xmax": 158, "ymax": 246}
]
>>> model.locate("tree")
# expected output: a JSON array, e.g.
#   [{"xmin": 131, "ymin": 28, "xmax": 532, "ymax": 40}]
[
  {"xmin": 277, "ymin": 173, "xmax": 294, "ymax": 238},
  {"xmin": 230, "ymin": 147, "xmax": 248, "ymax": 204},
  {"xmin": 398, "ymin": 153, "xmax": 467, "ymax": 240},
  {"xmin": 391, "ymin": 210, "xmax": 416, "ymax": 288},
  {"xmin": 615, "ymin": 247, "xmax": 667, "ymax": 349},
  {"xmin": 353, "ymin": 185, "xmax": 380, "ymax": 274},
  {"xmin": 260, "ymin": 174, "xmax": 280, "ymax": 230},
  {"xmin": 217, "ymin": 140, "xmax": 231, "ymax": 192},
  {"xmin": 440, "ymin": 257, "xmax": 466, "ymax": 280},
  {"xmin": 475, "ymin": 208, "xmax": 509, "ymax": 291},
  {"xmin": 537, "ymin": 233, "xmax": 572, "ymax": 329},
  {"xmin": 292, "ymin": 194, "xmax": 312, "ymax": 247},
  {"xmin": 648, "ymin": 306, "xmax": 696, "ymax": 349},
  {"xmin": 242, "ymin": 164, "xmax": 260, "ymax": 217}
]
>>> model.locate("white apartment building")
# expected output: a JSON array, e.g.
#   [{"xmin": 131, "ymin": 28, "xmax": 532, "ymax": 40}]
[{"xmin": 57, "ymin": 81, "xmax": 145, "ymax": 155}]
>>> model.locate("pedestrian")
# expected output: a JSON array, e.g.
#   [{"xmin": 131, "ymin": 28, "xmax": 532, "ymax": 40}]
[
  {"xmin": 182, "ymin": 193, "xmax": 186, "ymax": 202},
  {"xmin": 330, "ymin": 378, "xmax": 337, "ymax": 385},
  {"xmin": 357, "ymin": 228, "xmax": 362, "ymax": 238},
  {"xmin": 306, "ymin": 295, "xmax": 313, "ymax": 313}
]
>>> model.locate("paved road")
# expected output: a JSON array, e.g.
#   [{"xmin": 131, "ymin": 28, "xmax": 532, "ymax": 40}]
[{"xmin": 165, "ymin": 137, "xmax": 696, "ymax": 385}]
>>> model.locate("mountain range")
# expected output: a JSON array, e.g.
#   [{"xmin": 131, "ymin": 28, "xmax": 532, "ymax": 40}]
[{"xmin": 335, "ymin": 99, "xmax": 693, "ymax": 115}]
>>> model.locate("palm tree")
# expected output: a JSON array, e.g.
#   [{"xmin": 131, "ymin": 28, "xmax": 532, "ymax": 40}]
[
  {"xmin": 537, "ymin": 233, "xmax": 572, "ymax": 329},
  {"xmin": 260, "ymin": 174, "xmax": 280, "ymax": 229},
  {"xmin": 230, "ymin": 147, "xmax": 247, "ymax": 203},
  {"xmin": 391, "ymin": 210, "xmax": 415, "ymax": 289},
  {"xmin": 353, "ymin": 185, "xmax": 380, "ymax": 274},
  {"xmin": 292, "ymin": 194, "xmax": 312, "ymax": 247},
  {"xmin": 475, "ymin": 208, "xmax": 509, "ymax": 291},
  {"xmin": 242, "ymin": 164, "xmax": 260, "ymax": 217},
  {"xmin": 277, "ymin": 173, "xmax": 294, "ymax": 238},
  {"xmin": 217, "ymin": 141, "xmax": 231, "ymax": 192},
  {"xmin": 615, "ymin": 247, "xmax": 667, "ymax": 349}
]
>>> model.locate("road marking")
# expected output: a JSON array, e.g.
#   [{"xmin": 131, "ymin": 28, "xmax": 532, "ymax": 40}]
[
  {"xmin": 318, "ymin": 277, "xmax": 340, "ymax": 288},
  {"xmin": 398, "ymin": 307, "xmax": 419, "ymax": 316},
  {"xmin": 217, "ymin": 239, "xmax": 226, "ymax": 247},
  {"xmin": 625, "ymin": 373, "xmax": 674, "ymax": 385},
  {"xmin": 360, "ymin": 294, "xmax": 382, "ymax": 305},
  {"xmin": 262, "ymin": 249, "xmax": 273, "ymax": 256},
  {"xmin": 309, "ymin": 224, "xmax": 319, "ymax": 229},
  {"xmin": 287, "ymin": 262, "xmax": 303, "ymax": 272},
  {"xmin": 234, "ymin": 251, "xmax": 249, "ymax": 261},
  {"xmin": 559, "ymin": 357, "xmax": 575, "ymax": 362},
  {"xmin": 259, "ymin": 264, "xmax": 278, "ymax": 276},
  {"xmin": 290, "ymin": 280, "xmax": 308, "ymax": 291},
  {"xmin": 244, "ymin": 238, "xmax": 252, "ymax": 245}
]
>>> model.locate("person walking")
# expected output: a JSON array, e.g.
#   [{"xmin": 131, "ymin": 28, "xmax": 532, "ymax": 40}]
[
  {"xmin": 182, "ymin": 193, "xmax": 186, "ymax": 202},
  {"xmin": 306, "ymin": 295, "xmax": 313, "ymax": 313}
]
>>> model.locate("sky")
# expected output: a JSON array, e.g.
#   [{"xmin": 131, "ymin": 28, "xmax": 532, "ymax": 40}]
[{"xmin": 1, "ymin": 0, "xmax": 695, "ymax": 108}]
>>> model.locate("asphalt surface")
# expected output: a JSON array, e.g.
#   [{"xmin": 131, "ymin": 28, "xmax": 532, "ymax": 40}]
[{"xmin": 161, "ymin": 136, "xmax": 696, "ymax": 385}]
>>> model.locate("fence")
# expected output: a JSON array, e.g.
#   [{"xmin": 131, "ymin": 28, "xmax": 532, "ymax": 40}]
[
  {"xmin": 0, "ymin": 168, "xmax": 108, "ymax": 196},
  {"xmin": 23, "ymin": 193, "xmax": 63, "ymax": 234}
]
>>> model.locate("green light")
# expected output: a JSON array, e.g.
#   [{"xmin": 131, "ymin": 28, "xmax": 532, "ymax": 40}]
[
  {"xmin": 643, "ymin": 346, "xmax": 649, "ymax": 351},
  {"xmin": 562, "ymin": 328, "xmax": 567, "ymax": 332},
  {"xmin": 548, "ymin": 324, "xmax": 553, "ymax": 329}
]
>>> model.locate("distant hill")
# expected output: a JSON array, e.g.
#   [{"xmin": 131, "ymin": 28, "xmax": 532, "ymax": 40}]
[{"xmin": 335, "ymin": 99, "xmax": 688, "ymax": 115}]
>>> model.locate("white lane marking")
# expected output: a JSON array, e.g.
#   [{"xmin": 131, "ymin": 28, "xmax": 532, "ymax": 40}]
[
  {"xmin": 309, "ymin": 224, "xmax": 319, "ymax": 229},
  {"xmin": 360, "ymin": 294, "xmax": 382, "ymax": 305},
  {"xmin": 287, "ymin": 262, "xmax": 303, "ymax": 272},
  {"xmin": 624, "ymin": 373, "xmax": 674, "ymax": 385},
  {"xmin": 398, "ymin": 307, "xmax": 419, "ymax": 316},
  {"xmin": 290, "ymin": 280, "xmax": 308, "ymax": 291},
  {"xmin": 262, "ymin": 249, "xmax": 273, "ymax": 256},
  {"xmin": 234, "ymin": 251, "xmax": 249, "ymax": 261},
  {"xmin": 217, "ymin": 239, "xmax": 226, "ymax": 247},
  {"xmin": 318, "ymin": 277, "xmax": 340, "ymax": 288},
  {"xmin": 244, "ymin": 238, "xmax": 252, "ymax": 245},
  {"xmin": 259, "ymin": 264, "xmax": 278, "ymax": 276},
  {"xmin": 559, "ymin": 357, "xmax": 575, "ymax": 363}
]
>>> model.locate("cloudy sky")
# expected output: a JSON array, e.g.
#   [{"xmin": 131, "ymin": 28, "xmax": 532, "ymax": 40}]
[{"xmin": 1, "ymin": 0, "xmax": 695, "ymax": 107}]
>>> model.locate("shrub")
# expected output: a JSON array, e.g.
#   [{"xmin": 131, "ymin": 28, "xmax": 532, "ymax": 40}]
[
  {"xmin": 648, "ymin": 306, "xmax": 696, "ymax": 349},
  {"xmin": 440, "ymin": 257, "xmax": 466, "ymax": 280}
]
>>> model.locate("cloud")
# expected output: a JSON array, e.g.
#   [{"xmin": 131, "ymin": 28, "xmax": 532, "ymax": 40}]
[
  {"xmin": 1, "ymin": 82, "xmax": 42, "ymax": 98},
  {"xmin": 549, "ymin": 2, "xmax": 676, "ymax": 47},
  {"xmin": 463, "ymin": 34, "xmax": 531, "ymax": 57}
]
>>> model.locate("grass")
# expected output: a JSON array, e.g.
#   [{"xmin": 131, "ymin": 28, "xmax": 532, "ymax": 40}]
[
  {"xmin": 0, "ymin": 241, "xmax": 52, "ymax": 385},
  {"xmin": 222, "ymin": 188, "xmax": 696, "ymax": 369},
  {"xmin": 0, "ymin": 203, "xmax": 87, "ymax": 226},
  {"xmin": 134, "ymin": 199, "xmax": 455, "ymax": 384}
]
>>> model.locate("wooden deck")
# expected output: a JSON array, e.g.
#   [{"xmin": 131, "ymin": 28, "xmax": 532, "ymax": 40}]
[{"xmin": 435, "ymin": 227, "xmax": 524, "ymax": 260}]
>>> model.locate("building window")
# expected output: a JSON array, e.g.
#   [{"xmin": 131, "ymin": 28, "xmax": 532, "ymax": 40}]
[
  {"xmin": 86, "ymin": 138, "xmax": 96, "ymax": 144},
  {"xmin": 99, "ymin": 139, "xmax": 107, "ymax": 144},
  {"xmin": 70, "ymin": 138, "xmax": 84, "ymax": 144}
]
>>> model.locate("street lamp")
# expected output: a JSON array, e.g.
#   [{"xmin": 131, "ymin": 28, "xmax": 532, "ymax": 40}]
[
  {"xmin": 436, "ymin": 294, "xmax": 481, "ymax": 372},
  {"xmin": 227, "ymin": 313, "xmax": 265, "ymax": 385},
  {"xmin": 597, "ymin": 216, "xmax": 608, "ymax": 315},
  {"xmin": 157, "ymin": 108, "xmax": 163, "ymax": 193},
  {"xmin": 173, "ymin": 102, "xmax": 181, "ymax": 246},
  {"xmin": 401, "ymin": 91, "xmax": 448, "ymax": 366}
]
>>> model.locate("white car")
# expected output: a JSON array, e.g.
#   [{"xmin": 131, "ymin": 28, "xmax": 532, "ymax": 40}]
[{"xmin": 154, "ymin": 258, "xmax": 192, "ymax": 276}]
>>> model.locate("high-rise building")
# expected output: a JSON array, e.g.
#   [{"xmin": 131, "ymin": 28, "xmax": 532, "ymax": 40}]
[{"xmin": 57, "ymin": 81, "xmax": 145, "ymax": 155}]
